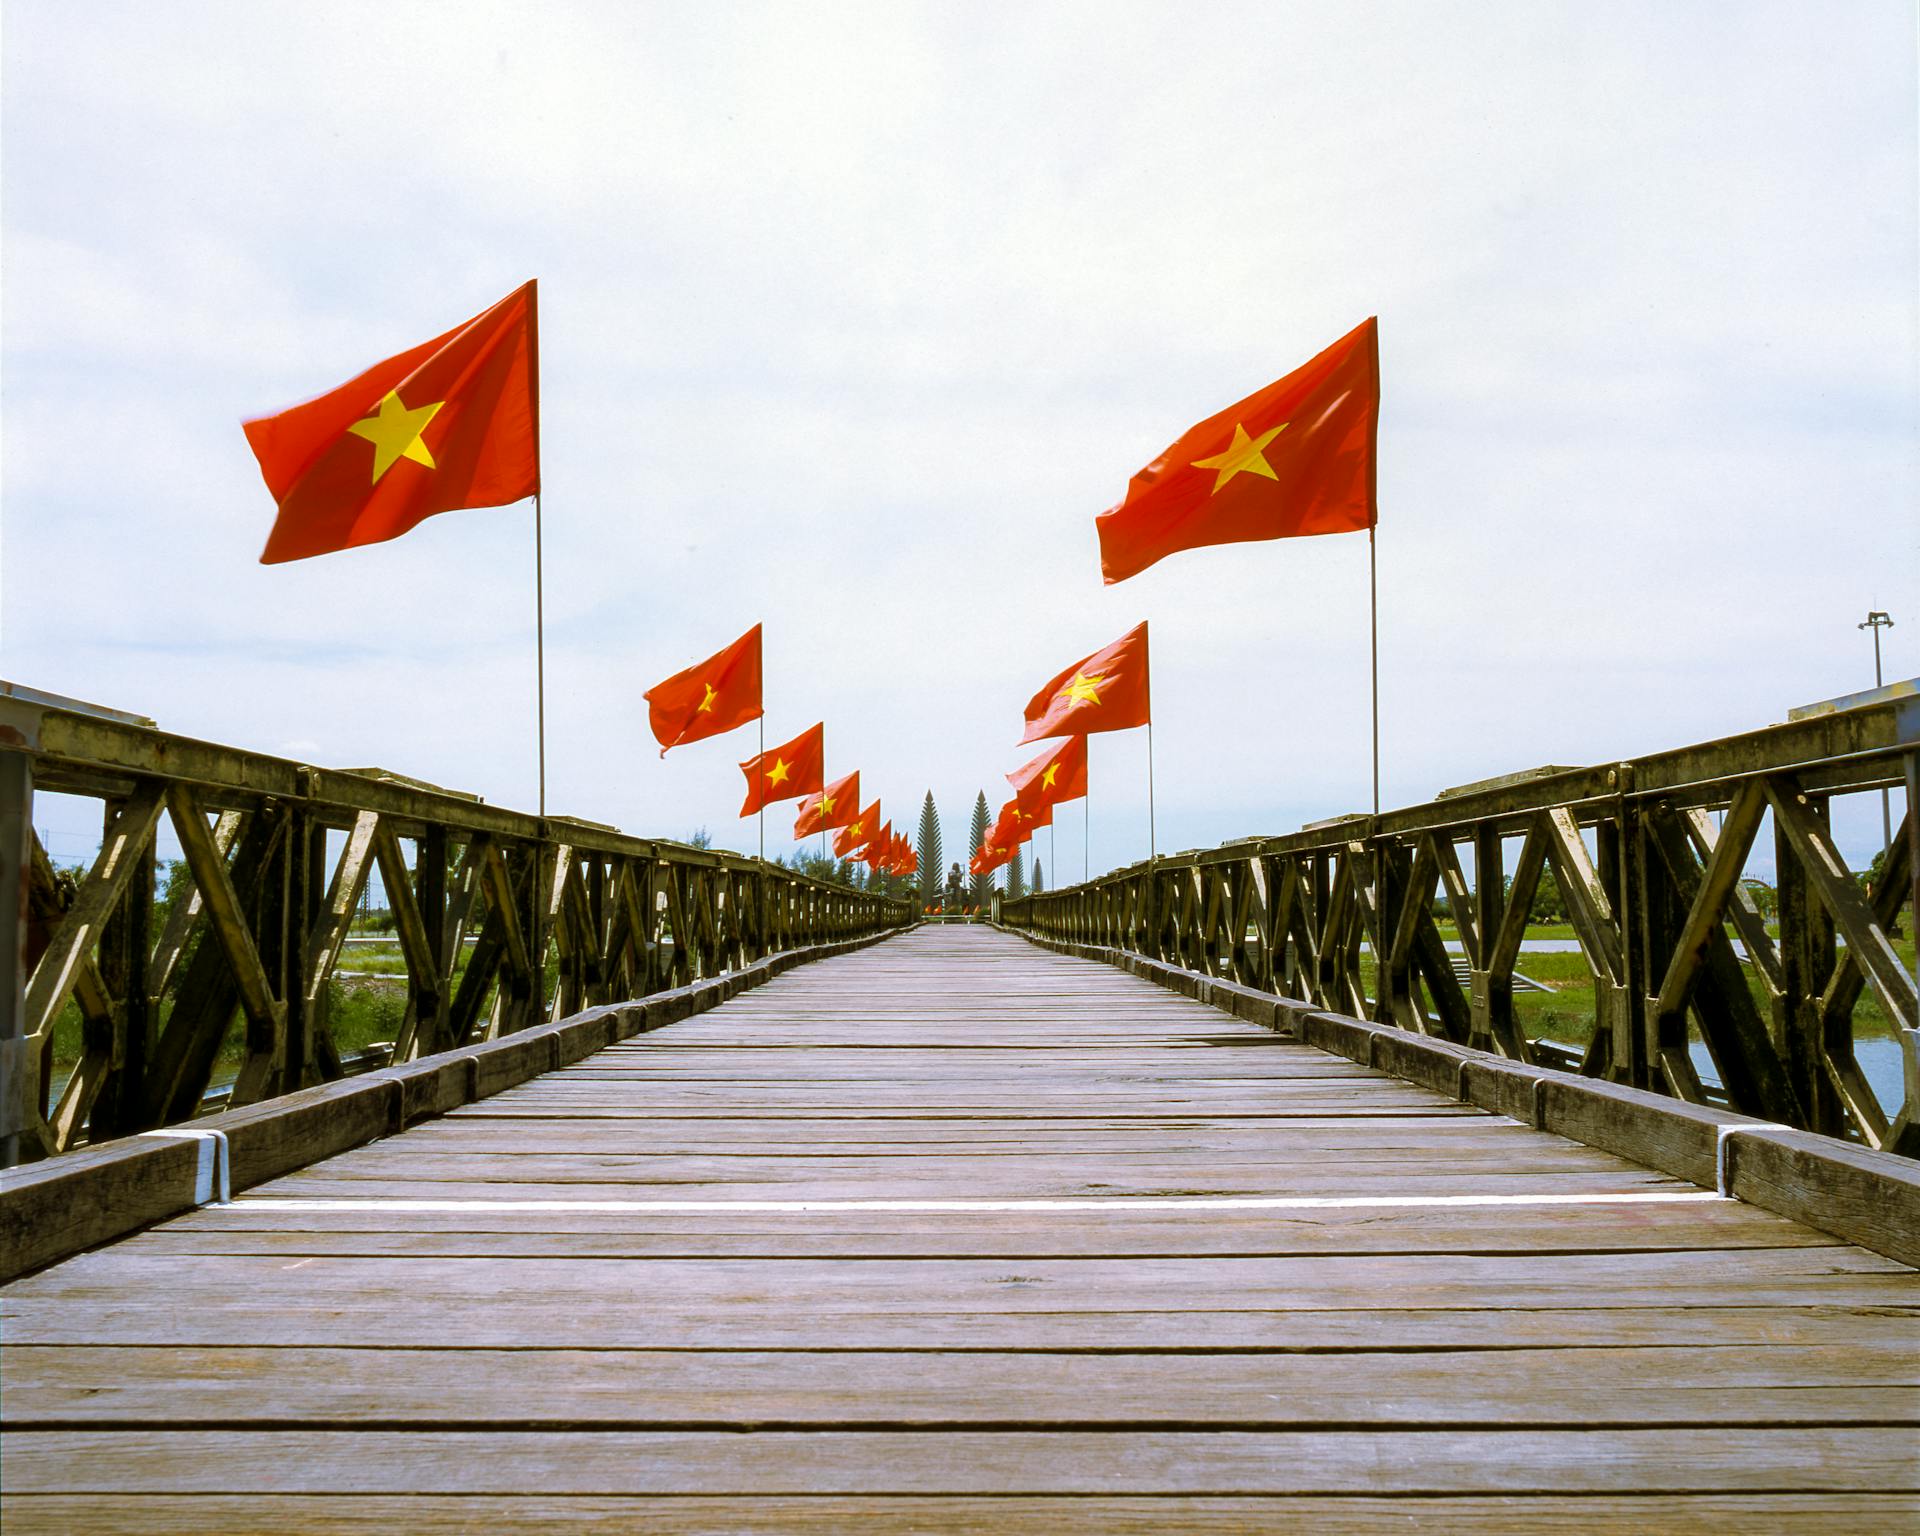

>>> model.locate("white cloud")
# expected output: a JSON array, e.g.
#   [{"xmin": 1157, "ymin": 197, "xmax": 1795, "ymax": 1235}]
[{"xmin": 3, "ymin": 0, "xmax": 1914, "ymax": 876}]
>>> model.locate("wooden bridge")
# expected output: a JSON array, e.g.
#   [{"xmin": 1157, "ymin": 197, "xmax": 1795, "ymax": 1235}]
[
  {"xmin": 2, "ymin": 687, "xmax": 1918, "ymax": 1529},
  {"xmin": 3, "ymin": 924, "xmax": 1916, "ymax": 1530}
]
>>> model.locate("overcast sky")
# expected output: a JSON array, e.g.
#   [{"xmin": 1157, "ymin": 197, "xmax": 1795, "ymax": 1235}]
[{"xmin": 4, "ymin": 1, "xmax": 1915, "ymax": 879}]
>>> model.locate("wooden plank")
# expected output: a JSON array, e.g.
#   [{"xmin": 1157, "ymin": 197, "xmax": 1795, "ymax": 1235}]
[
  {"xmin": 9, "ymin": 1344, "xmax": 1914, "ymax": 1428},
  {"xmin": 1729, "ymin": 1124, "xmax": 1920, "ymax": 1267},
  {"xmin": 7, "ymin": 1299, "xmax": 1905, "ymax": 1352},
  {"xmin": 143, "ymin": 1188, "xmax": 1843, "ymax": 1247},
  {"xmin": 12, "ymin": 1247, "xmax": 1904, "ymax": 1316},
  {"xmin": 7, "ymin": 1427, "xmax": 1918, "ymax": 1495},
  {"xmin": 6, "ymin": 1493, "xmax": 1914, "ymax": 1536},
  {"xmin": 5, "ymin": 923, "xmax": 1916, "ymax": 1527}
]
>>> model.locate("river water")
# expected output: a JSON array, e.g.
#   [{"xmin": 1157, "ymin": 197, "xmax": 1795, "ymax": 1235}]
[{"xmin": 1444, "ymin": 940, "xmax": 1909, "ymax": 1117}]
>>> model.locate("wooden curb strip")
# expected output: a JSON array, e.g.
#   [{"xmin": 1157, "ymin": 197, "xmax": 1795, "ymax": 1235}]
[
  {"xmin": 0, "ymin": 924, "xmax": 916, "ymax": 1283},
  {"xmin": 1001, "ymin": 925, "xmax": 1920, "ymax": 1269}
]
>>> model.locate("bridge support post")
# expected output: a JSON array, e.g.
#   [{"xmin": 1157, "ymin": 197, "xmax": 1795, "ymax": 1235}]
[
  {"xmin": 282, "ymin": 806, "xmax": 322, "ymax": 1095},
  {"xmin": 0, "ymin": 750, "xmax": 31, "ymax": 1169},
  {"xmin": 1470, "ymin": 826, "xmax": 1509, "ymax": 1054},
  {"xmin": 1775, "ymin": 798, "xmax": 1845, "ymax": 1137},
  {"xmin": 88, "ymin": 813, "xmax": 153, "ymax": 1139}
]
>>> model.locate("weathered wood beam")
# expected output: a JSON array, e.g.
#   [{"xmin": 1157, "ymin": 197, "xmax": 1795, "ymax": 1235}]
[
  {"xmin": 23, "ymin": 783, "xmax": 163, "ymax": 1046},
  {"xmin": 1767, "ymin": 781, "xmax": 1917, "ymax": 1032},
  {"xmin": 1644, "ymin": 798, "xmax": 1801, "ymax": 1126},
  {"xmin": 168, "ymin": 785, "xmax": 284, "ymax": 1057}
]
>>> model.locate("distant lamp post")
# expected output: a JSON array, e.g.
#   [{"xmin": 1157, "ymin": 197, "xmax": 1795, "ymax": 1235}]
[{"xmin": 1860, "ymin": 609, "xmax": 1895, "ymax": 851}]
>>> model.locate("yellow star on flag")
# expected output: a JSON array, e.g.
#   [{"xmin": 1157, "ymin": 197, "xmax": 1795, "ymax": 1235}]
[
  {"xmin": 697, "ymin": 683, "xmax": 718, "ymax": 713},
  {"xmin": 1191, "ymin": 421, "xmax": 1286, "ymax": 494},
  {"xmin": 847, "ymin": 820, "xmax": 863, "ymax": 838},
  {"xmin": 766, "ymin": 758, "xmax": 791, "ymax": 787},
  {"xmin": 346, "ymin": 390, "xmax": 445, "ymax": 484},
  {"xmin": 1060, "ymin": 672, "xmax": 1103, "ymax": 706},
  {"xmin": 1041, "ymin": 764, "xmax": 1060, "ymax": 789},
  {"xmin": 819, "ymin": 792, "xmax": 836, "ymax": 813}
]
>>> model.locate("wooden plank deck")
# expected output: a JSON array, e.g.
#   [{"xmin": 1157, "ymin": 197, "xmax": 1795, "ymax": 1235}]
[{"xmin": 4, "ymin": 924, "xmax": 1917, "ymax": 1532}]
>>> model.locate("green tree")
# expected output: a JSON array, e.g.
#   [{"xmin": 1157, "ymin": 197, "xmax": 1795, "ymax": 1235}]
[
  {"xmin": 968, "ymin": 792, "xmax": 990, "ymax": 907},
  {"xmin": 1032, "ymin": 860, "xmax": 1045, "ymax": 893},
  {"xmin": 1006, "ymin": 842, "xmax": 1026, "ymax": 899},
  {"xmin": 1528, "ymin": 868, "xmax": 1565, "ymax": 923},
  {"xmin": 916, "ymin": 792, "xmax": 943, "ymax": 906},
  {"xmin": 1859, "ymin": 847, "xmax": 1890, "ymax": 896},
  {"xmin": 781, "ymin": 848, "xmax": 854, "ymax": 888},
  {"xmin": 155, "ymin": 858, "xmax": 195, "ymax": 933}
]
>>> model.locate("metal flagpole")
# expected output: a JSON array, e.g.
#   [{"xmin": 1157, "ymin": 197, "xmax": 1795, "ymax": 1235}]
[
  {"xmin": 757, "ymin": 716, "xmax": 765, "ymax": 863},
  {"xmin": 1860, "ymin": 609, "xmax": 1894, "ymax": 850},
  {"xmin": 1369, "ymin": 523, "xmax": 1380, "ymax": 818},
  {"xmin": 535, "ymin": 494, "xmax": 547, "ymax": 818},
  {"xmin": 1084, "ymin": 757, "xmax": 1091, "ymax": 883},
  {"xmin": 1147, "ymin": 720, "xmax": 1157, "ymax": 859}
]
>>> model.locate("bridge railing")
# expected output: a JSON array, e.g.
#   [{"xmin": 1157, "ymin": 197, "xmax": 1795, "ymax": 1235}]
[
  {"xmin": 0, "ymin": 689, "xmax": 911, "ymax": 1165},
  {"xmin": 1001, "ymin": 690, "xmax": 1920, "ymax": 1157}
]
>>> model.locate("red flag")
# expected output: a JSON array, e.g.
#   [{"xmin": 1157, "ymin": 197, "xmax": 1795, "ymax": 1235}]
[
  {"xmin": 862, "ymin": 821, "xmax": 894, "ymax": 868},
  {"xmin": 834, "ymin": 800, "xmax": 881, "ymax": 858},
  {"xmin": 794, "ymin": 770, "xmax": 860, "ymax": 839},
  {"xmin": 644, "ymin": 624, "xmax": 763, "ymax": 757},
  {"xmin": 1095, "ymin": 317, "xmax": 1379, "ymax": 584},
  {"xmin": 1020, "ymin": 622, "xmax": 1150, "ymax": 745},
  {"xmin": 990, "ymin": 799, "xmax": 1049, "ymax": 853},
  {"xmin": 738, "ymin": 723, "xmax": 824, "ymax": 816},
  {"xmin": 1010, "ymin": 799, "xmax": 1053, "ymax": 835},
  {"xmin": 971, "ymin": 834, "xmax": 1015, "ymax": 875},
  {"xmin": 247, "ymin": 282, "xmax": 540, "ymax": 564},
  {"xmin": 1008, "ymin": 735, "xmax": 1088, "ymax": 809}
]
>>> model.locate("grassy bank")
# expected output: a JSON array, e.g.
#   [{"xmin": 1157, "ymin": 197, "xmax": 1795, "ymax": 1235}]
[
  {"xmin": 43, "ymin": 940, "xmax": 491, "ymax": 1082},
  {"xmin": 1366, "ymin": 930, "xmax": 1913, "ymax": 1047}
]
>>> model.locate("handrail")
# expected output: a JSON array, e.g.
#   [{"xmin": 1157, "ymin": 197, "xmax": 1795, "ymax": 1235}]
[
  {"xmin": 0, "ymin": 694, "xmax": 911, "ymax": 1165},
  {"xmin": 1001, "ymin": 694, "xmax": 1920, "ymax": 1156}
]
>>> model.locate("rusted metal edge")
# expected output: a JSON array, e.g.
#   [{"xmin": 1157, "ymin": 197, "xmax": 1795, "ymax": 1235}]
[
  {"xmin": 0, "ymin": 923, "xmax": 918, "ymax": 1285},
  {"xmin": 1000, "ymin": 925, "xmax": 1920, "ymax": 1270}
]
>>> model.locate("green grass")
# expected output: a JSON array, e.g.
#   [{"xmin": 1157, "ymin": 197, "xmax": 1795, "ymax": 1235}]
[
  {"xmin": 1434, "ymin": 920, "xmax": 1580, "ymax": 943},
  {"xmin": 1364, "ymin": 930, "xmax": 1913, "ymax": 1047},
  {"xmin": 337, "ymin": 951, "xmax": 412, "ymax": 976},
  {"xmin": 45, "ymin": 942, "xmax": 494, "ymax": 1077}
]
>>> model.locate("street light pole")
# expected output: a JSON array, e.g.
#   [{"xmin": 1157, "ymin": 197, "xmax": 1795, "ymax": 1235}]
[{"xmin": 1860, "ymin": 609, "xmax": 1895, "ymax": 851}]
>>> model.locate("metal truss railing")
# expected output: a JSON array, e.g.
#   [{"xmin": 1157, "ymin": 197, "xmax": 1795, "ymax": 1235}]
[
  {"xmin": 0, "ymin": 689, "xmax": 910, "ymax": 1165},
  {"xmin": 1001, "ymin": 689, "xmax": 1920, "ymax": 1156}
]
